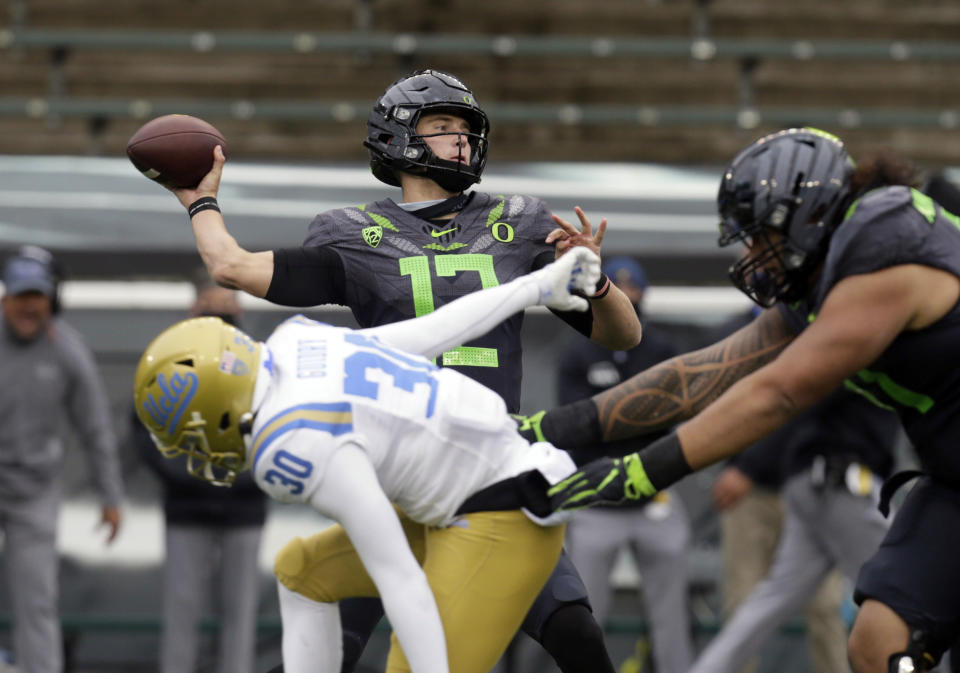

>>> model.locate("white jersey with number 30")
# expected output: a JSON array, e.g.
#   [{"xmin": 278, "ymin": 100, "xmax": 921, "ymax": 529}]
[{"xmin": 249, "ymin": 316, "xmax": 572, "ymax": 526}]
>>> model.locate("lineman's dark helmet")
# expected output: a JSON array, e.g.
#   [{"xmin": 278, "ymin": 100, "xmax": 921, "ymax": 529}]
[
  {"xmin": 363, "ymin": 69, "xmax": 490, "ymax": 193},
  {"xmin": 717, "ymin": 128, "xmax": 856, "ymax": 307}
]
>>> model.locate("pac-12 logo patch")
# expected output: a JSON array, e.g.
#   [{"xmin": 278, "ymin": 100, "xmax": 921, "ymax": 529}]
[{"xmin": 362, "ymin": 225, "xmax": 382, "ymax": 248}]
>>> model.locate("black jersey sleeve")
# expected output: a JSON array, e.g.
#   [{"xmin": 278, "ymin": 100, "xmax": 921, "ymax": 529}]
[
  {"xmin": 265, "ymin": 246, "xmax": 347, "ymax": 307},
  {"xmin": 534, "ymin": 249, "xmax": 596, "ymax": 337}
]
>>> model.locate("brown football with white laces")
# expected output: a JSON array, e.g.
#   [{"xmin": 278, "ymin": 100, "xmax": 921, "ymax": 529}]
[{"xmin": 126, "ymin": 114, "xmax": 227, "ymax": 189}]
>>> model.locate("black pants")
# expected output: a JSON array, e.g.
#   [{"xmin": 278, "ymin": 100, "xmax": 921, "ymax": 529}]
[{"xmin": 855, "ymin": 478, "xmax": 960, "ymax": 664}]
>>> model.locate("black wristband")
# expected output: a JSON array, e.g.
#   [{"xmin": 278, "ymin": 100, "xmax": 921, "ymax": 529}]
[
  {"xmin": 591, "ymin": 273, "xmax": 611, "ymax": 299},
  {"xmin": 637, "ymin": 431, "xmax": 693, "ymax": 491},
  {"xmin": 188, "ymin": 196, "xmax": 220, "ymax": 217},
  {"xmin": 539, "ymin": 399, "xmax": 602, "ymax": 450}
]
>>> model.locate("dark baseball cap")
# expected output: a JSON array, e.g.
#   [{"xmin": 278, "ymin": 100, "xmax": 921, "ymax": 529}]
[
  {"xmin": 602, "ymin": 256, "xmax": 647, "ymax": 290},
  {"xmin": 2, "ymin": 255, "xmax": 56, "ymax": 297}
]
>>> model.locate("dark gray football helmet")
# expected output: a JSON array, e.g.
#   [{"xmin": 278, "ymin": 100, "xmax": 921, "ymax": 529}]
[
  {"xmin": 363, "ymin": 69, "xmax": 490, "ymax": 193},
  {"xmin": 717, "ymin": 128, "xmax": 856, "ymax": 306}
]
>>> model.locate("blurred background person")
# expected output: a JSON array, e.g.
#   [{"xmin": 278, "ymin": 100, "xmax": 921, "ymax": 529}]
[
  {"xmin": 130, "ymin": 267, "xmax": 267, "ymax": 673},
  {"xmin": 708, "ymin": 305, "xmax": 850, "ymax": 673},
  {"xmin": 691, "ymin": 385, "xmax": 900, "ymax": 673},
  {"xmin": 0, "ymin": 246, "xmax": 123, "ymax": 673},
  {"xmin": 714, "ymin": 453, "xmax": 850, "ymax": 673},
  {"xmin": 558, "ymin": 257, "xmax": 695, "ymax": 673}
]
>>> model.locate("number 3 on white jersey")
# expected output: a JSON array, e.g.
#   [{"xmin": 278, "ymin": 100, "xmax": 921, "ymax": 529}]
[{"xmin": 343, "ymin": 333, "xmax": 440, "ymax": 417}]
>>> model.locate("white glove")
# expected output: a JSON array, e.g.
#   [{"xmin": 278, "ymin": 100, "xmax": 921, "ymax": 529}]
[{"xmin": 531, "ymin": 247, "xmax": 601, "ymax": 312}]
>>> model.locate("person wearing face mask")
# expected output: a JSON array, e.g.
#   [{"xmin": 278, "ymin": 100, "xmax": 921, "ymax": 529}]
[
  {"xmin": 131, "ymin": 266, "xmax": 267, "ymax": 673},
  {"xmin": 550, "ymin": 257, "xmax": 694, "ymax": 673},
  {"xmin": 0, "ymin": 246, "xmax": 123, "ymax": 673}
]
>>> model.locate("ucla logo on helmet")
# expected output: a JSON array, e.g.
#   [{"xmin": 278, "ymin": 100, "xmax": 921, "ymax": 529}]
[
  {"xmin": 142, "ymin": 371, "xmax": 198, "ymax": 433},
  {"xmin": 362, "ymin": 225, "xmax": 383, "ymax": 248}
]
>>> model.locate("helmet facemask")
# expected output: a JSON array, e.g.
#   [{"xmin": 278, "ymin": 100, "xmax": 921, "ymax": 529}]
[
  {"xmin": 720, "ymin": 195, "xmax": 816, "ymax": 307},
  {"xmin": 414, "ymin": 117, "xmax": 488, "ymax": 192},
  {"xmin": 151, "ymin": 409, "xmax": 252, "ymax": 487},
  {"xmin": 723, "ymin": 228, "xmax": 796, "ymax": 308}
]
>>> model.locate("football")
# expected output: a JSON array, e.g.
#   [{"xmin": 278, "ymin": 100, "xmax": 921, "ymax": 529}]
[{"xmin": 126, "ymin": 114, "xmax": 227, "ymax": 189}]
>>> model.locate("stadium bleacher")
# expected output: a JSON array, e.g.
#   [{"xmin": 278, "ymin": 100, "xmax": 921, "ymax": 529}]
[
  {"xmin": 1, "ymin": 0, "xmax": 959, "ymax": 163},
  {"xmin": 0, "ymin": 3, "xmax": 955, "ymax": 670}
]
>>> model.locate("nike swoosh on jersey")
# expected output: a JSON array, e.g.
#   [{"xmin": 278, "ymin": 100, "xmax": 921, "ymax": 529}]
[{"xmin": 430, "ymin": 227, "xmax": 457, "ymax": 237}]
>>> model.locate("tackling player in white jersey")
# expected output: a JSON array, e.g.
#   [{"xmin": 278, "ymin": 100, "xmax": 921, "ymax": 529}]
[{"xmin": 133, "ymin": 248, "xmax": 600, "ymax": 673}]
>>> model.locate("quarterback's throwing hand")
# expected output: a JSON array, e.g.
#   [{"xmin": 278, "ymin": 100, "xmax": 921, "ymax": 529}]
[
  {"xmin": 170, "ymin": 145, "xmax": 226, "ymax": 212},
  {"xmin": 532, "ymin": 247, "xmax": 601, "ymax": 312}
]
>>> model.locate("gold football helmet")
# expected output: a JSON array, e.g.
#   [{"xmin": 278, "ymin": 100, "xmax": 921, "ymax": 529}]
[{"xmin": 133, "ymin": 316, "xmax": 262, "ymax": 486}]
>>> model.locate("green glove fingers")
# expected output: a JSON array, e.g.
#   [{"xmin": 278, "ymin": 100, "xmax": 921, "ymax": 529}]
[{"xmin": 547, "ymin": 452, "xmax": 658, "ymax": 513}]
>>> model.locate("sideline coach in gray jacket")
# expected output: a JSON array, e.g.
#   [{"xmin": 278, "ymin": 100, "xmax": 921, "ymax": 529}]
[{"xmin": 0, "ymin": 246, "xmax": 124, "ymax": 673}]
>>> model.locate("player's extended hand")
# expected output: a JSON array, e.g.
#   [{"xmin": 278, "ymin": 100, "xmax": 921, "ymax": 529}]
[
  {"xmin": 546, "ymin": 206, "xmax": 607, "ymax": 260},
  {"xmin": 98, "ymin": 505, "xmax": 122, "ymax": 545},
  {"xmin": 547, "ymin": 453, "xmax": 655, "ymax": 513},
  {"xmin": 532, "ymin": 247, "xmax": 601, "ymax": 311},
  {"xmin": 712, "ymin": 466, "xmax": 754, "ymax": 511},
  {"xmin": 169, "ymin": 145, "xmax": 226, "ymax": 211}
]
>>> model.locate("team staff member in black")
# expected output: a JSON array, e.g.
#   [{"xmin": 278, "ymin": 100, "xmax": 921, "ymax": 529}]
[
  {"xmin": 527, "ymin": 128, "xmax": 960, "ymax": 672},
  {"xmin": 556, "ymin": 256, "xmax": 695, "ymax": 673},
  {"xmin": 157, "ymin": 69, "xmax": 641, "ymax": 673}
]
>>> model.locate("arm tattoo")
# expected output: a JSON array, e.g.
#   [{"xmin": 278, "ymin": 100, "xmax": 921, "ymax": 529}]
[{"xmin": 594, "ymin": 310, "xmax": 795, "ymax": 441}]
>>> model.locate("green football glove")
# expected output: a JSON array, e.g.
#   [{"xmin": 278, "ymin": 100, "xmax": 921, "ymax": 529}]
[
  {"xmin": 547, "ymin": 452, "xmax": 658, "ymax": 512},
  {"xmin": 511, "ymin": 410, "xmax": 546, "ymax": 443}
]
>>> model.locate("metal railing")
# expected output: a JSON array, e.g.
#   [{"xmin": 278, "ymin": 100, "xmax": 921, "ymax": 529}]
[
  {"xmin": 2, "ymin": 28, "xmax": 958, "ymax": 139},
  {"xmin": 0, "ymin": 96, "xmax": 956, "ymax": 132},
  {"xmin": 3, "ymin": 28, "xmax": 960, "ymax": 62}
]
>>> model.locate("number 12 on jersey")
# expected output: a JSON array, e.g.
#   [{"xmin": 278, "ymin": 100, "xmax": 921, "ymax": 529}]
[{"xmin": 399, "ymin": 253, "xmax": 500, "ymax": 368}]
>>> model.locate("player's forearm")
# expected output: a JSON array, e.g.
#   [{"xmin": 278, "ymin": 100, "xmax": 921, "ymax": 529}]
[
  {"xmin": 191, "ymin": 210, "xmax": 243, "ymax": 284},
  {"xmin": 370, "ymin": 275, "xmax": 540, "ymax": 359},
  {"xmin": 539, "ymin": 350, "xmax": 731, "ymax": 451},
  {"xmin": 378, "ymin": 570, "xmax": 450, "ymax": 673},
  {"xmin": 592, "ymin": 311, "xmax": 793, "ymax": 442},
  {"xmin": 547, "ymin": 375, "xmax": 800, "ymax": 514},
  {"xmin": 539, "ymin": 311, "xmax": 793, "ymax": 449},
  {"xmin": 311, "ymin": 448, "xmax": 451, "ymax": 673},
  {"xmin": 587, "ymin": 283, "xmax": 642, "ymax": 350},
  {"xmin": 190, "ymin": 210, "xmax": 272, "ymax": 297}
]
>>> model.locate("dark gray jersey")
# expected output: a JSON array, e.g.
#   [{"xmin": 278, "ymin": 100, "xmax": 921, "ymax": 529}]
[
  {"xmin": 300, "ymin": 192, "xmax": 556, "ymax": 412},
  {"xmin": 779, "ymin": 185, "xmax": 960, "ymax": 482}
]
